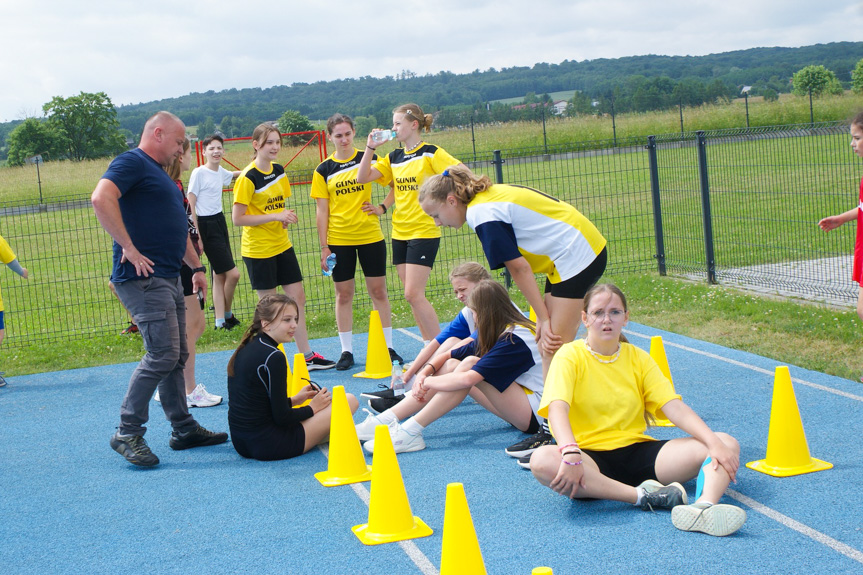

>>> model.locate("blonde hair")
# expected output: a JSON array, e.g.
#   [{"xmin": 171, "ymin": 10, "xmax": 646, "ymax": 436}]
[
  {"xmin": 418, "ymin": 164, "xmax": 491, "ymax": 206},
  {"xmin": 449, "ymin": 261, "xmax": 491, "ymax": 284},
  {"xmin": 251, "ymin": 122, "xmax": 281, "ymax": 159},
  {"xmin": 227, "ymin": 294, "xmax": 298, "ymax": 377},
  {"xmin": 394, "ymin": 103, "xmax": 434, "ymax": 133},
  {"xmin": 165, "ymin": 137, "xmax": 191, "ymax": 181}
]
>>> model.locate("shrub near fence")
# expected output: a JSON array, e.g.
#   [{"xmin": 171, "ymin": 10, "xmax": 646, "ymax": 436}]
[{"xmin": 0, "ymin": 122, "xmax": 859, "ymax": 348}]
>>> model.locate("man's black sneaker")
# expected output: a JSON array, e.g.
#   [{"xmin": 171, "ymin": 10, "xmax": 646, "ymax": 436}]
[
  {"xmin": 504, "ymin": 430, "xmax": 555, "ymax": 458},
  {"xmin": 223, "ymin": 315, "xmax": 241, "ymax": 330},
  {"xmin": 110, "ymin": 431, "xmax": 160, "ymax": 466},
  {"xmin": 169, "ymin": 425, "xmax": 229, "ymax": 451},
  {"xmin": 361, "ymin": 384, "xmax": 396, "ymax": 400},
  {"xmin": 388, "ymin": 348, "xmax": 404, "ymax": 365},
  {"xmin": 306, "ymin": 352, "xmax": 336, "ymax": 371},
  {"xmin": 369, "ymin": 394, "xmax": 405, "ymax": 414},
  {"xmin": 336, "ymin": 351, "xmax": 355, "ymax": 371},
  {"xmin": 640, "ymin": 482, "xmax": 687, "ymax": 511}
]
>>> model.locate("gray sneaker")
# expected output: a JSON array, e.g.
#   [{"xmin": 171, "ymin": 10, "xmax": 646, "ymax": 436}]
[
  {"xmin": 672, "ymin": 502, "xmax": 747, "ymax": 536},
  {"xmin": 640, "ymin": 482, "xmax": 687, "ymax": 511},
  {"xmin": 110, "ymin": 431, "xmax": 160, "ymax": 467}
]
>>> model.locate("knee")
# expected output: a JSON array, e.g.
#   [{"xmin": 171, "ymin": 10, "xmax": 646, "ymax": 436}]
[
  {"xmin": 403, "ymin": 288, "xmax": 427, "ymax": 306},
  {"xmin": 368, "ymin": 284, "xmax": 388, "ymax": 302},
  {"xmin": 335, "ymin": 286, "xmax": 355, "ymax": 305},
  {"xmin": 530, "ymin": 445, "xmax": 560, "ymax": 485},
  {"xmin": 715, "ymin": 432, "xmax": 740, "ymax": 455},
  {"xmin": 346, "ymin": 393, "xmax": 359, "ymax": 414}
]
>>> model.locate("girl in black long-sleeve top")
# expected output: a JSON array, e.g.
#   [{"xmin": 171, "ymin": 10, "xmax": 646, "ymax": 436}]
[{"xmin": 227, "ymin": 294, "xmax": 358, "ymax": 460}]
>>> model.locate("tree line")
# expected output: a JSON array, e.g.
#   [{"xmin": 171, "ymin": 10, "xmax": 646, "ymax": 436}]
[{"xmin": 2, "ymin": 42, "xmax": 863, "ymax": 165}]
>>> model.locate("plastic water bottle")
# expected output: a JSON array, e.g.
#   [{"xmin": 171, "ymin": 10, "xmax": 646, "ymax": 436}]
[
  {"xmin": 371, "ymin": 129, "xmax": 396, "ymax": 144},
  {"xmin": 322, "ymin": 252, "xmax": 337, "ymax": 277},
  {"xmin": 391, "ymin": 360, "xmax": 405, "ymax": 397}
]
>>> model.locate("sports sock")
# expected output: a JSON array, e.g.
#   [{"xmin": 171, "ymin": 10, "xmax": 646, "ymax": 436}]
[
  {"xmin": 634, "ymin": 487, "xmax": 645, "ymax": 506},
  {"xmin": 225, "ymin": 311, "xmax": 234, "ymax": 319},
  {"xmin": 383, "ymin": 326, "xmax": 393, "ymax": 347},
  {"xmin": 401, "ymin": 417, "xmax": 425, "ymax": 436},
  {"xmin": 215, "ymin": 318, "xmax": 226, "ymax": 328},
  {"xmin": 338, "ymin": 331, "xmax": 353, "ymax": 353},
  {"xmin": 376, "ymin": 410, "xmax": 398, "ymax": 425}
]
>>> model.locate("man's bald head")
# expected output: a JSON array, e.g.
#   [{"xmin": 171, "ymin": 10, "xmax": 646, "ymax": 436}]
[{"xmin": 140, "ymin": 111, "xmax": 187, "ymax": 167}]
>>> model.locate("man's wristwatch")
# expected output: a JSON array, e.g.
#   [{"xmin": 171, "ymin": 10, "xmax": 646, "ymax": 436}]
[{"xmin": 192, "ymin": 266, "xmax": 206, "ymax": 274}]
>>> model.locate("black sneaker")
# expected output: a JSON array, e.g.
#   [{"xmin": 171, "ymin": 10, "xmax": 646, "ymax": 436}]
[
  {"xmin": 505, "ymin": 430, "xmax": 555, "ymax": 458},
  {"xmin": 336, "ymin": 351, "xmax": 354, "ymax": 371},
  {"xmin": 223, "ymin": 315, "xmax": 241, "ymax": 330},
  {"xmin": 0, "ymin": 372, "xmax": 7, "ymax": 387},
  {"xmin": 369, "ymin": 394, "xmax": 405, "ymax": 414},
  {"xmin": 640, "ymin": 482, "xmax": 687, "ymax": 511},
  {"xmin": 516, "ymin": 454, "xmax": 532, "ymax": 469},
  {"xmin": 361, "ymin": 384, "xmax": 396, "ymax": 400},
  {"xmin": 169, "ymin": 425, "xmax": 229, "ymax": 451},
  {"xmin": 110, "ymin": 431, "xmax": 160, "ymax": 466},
  {"xmin": 388, "ymin": 348, "xmax": 404, "ymax": 365},
  {"xmin": 306, "ymin": 352, "xmax": 336, "ymax": 371}
]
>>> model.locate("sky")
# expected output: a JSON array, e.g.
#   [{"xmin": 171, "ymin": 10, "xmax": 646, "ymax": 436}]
[{"xmin": 1, "ymin": 0, "xmax": 861, "ymax": 122}]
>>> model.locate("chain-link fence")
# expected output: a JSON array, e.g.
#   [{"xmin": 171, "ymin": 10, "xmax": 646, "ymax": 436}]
[{"xmin": 1, "ymin": 121, "xmax": 858, "ymax": 347}]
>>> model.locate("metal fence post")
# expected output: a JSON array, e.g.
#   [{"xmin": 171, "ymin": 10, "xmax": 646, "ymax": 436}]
[
  {"xmin": 696, "ymin": 131, "xmax": 717, "ymax": 284},
  {"xmin": 491, "ymin": 149, "xmax": 512, "ymax": 288},
  {"xmin": 647, "ymin": 136, "xmax": 666, "ymax": 276}
]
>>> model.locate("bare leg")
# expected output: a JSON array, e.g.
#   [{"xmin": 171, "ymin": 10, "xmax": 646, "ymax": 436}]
[
  {"xmin": 222, "ymin": 266, "xmax": 240, "ymax": 316},
  {"xmin": 397, "ymin": 263, "xmax": 440, "ymax": 341},
  {"xmin": 531, "ymin": 445, "xmax": 640, "ymax": 502},
  {"xmin": 655, "ymin": 432, "xmax": 740, "ymax": 504},
  {"xmin": 365, "ymin": 275, "xmax": 392, "ymax": 329},
  {"xmin": 334, "ymin": 279, "xmax": 355, "ymax": 334},
  {"xmin": 183, "ymin": 294, "xmax": 206, "ymax": 395},
  {"xmin": 541, "ymin": 294, "xmax": 584, "ymax": 379}
]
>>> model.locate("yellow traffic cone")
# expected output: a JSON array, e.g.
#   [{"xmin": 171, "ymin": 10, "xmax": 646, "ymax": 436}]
[
  {"xmin": 292, "ymin": 352, "xmax": 312, "ymax": 408},
  {"xmin": 352, "ymin": 425, "xmax": 433, "ymax": 545},
  {"xmin": 532, "ymin": 569, "xmax": 554, "ymax": 575},
  {"xmin": 314, "ymin": 385, "xmax": 372, "ymax": 487},
  {"xmin": 528, "ymin": 306, "xmax": 537, "ymax": 323},
  {"xmin": 746, "ymin": 366, "xmax": 833, "ymax": 477},
  {"xmin": 440, "ymin": 483, "xmax": 486, "ymax": 575},
  {"xmin": 649, "ymin": 336, "xmax": 675, "ymax": 427},
  {"xmin": 354, "ymin": 310, "xmax": 391, "ymax": 379},
  {"xmin": 277, "ymin": 343, "xmax": 294, "ymax": 398}
]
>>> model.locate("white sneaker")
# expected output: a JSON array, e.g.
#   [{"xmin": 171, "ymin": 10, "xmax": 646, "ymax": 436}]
[
  {"xmin": 671, "ymin": 501, "xmax": 747, "ymax": 536},
  {"xmin": 363, "ymin": 422, "xmax": 426, "ymax": 454},
  {"xmin": 186, "ymin": 383, "xmax": 222, "ymax": 408},
  {"xmin": 355, "ymin": 409, "xmax": 387, "ymax": 442}
]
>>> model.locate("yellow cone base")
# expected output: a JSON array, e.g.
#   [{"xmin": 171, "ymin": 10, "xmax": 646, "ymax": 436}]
[
  {"xmin": 746, "ymin": 457, "xmax": 833, "ymax": 478},
  {"xmin": 314, "ymin": 466, "xmax": 373, "ymax": 487},
  {"xmin": 353, "ymin": 369, "xmax": 390, "ymax": 379},
  {"xmin": 352, "ymin": 516, "xmax": 433, "ymax": 546}
]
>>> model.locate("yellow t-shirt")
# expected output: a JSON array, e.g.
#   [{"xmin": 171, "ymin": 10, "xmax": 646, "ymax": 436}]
[
  {"xmin": 374, "ymin": 143, "xmax": 459, "ymax": 240},
  {"xmin": 0, "ymin": 234, "xmax": 16, "ymax": 312},
  {"xmin": 538, "ymin": 340, "xmax": 681, "ymax": 451},
  {"xmin": 233, "ymin": 161, "xmax": 292, "ymax": 259},
  {"xmin": 310, "ymin": 149, "xmax": 386, "ymax": 246}
]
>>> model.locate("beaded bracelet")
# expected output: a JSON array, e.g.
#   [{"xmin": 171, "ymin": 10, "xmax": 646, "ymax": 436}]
[
  {"xmin": 561, "ymin": 458, "xmax": 583, "ymax": 466},
  {"xmin": 558, "ymin": 442, "xmax": 578, "ymax": 453},
  {"xmin": 422, "ymin": 362, "xmax": 437, "ymax": 375}
]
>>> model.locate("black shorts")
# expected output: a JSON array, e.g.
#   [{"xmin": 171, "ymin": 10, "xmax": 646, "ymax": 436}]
[
  {"xmin": 197, "ymin": 213, "xmax": 236, "ymax": 275},
  {"xmin": 180, "ymin": 265, "xmax": 194, "ymax": 297},
  {"xmin": 329, "ymin": 240, "xmax": 387, "ymax": 283},
  {"xmin": 230, "ymin": 424, "xmax": 306, "ymax": 461},
  {"xmin": 243, "ymin": 248, "xmax": 303, "ymax": 291},
  {"xmin": 582, "ymin": 439, "xmax": 669, "ymax": 487},
  {"xmin": 392, "ymin": 238, "xmax": 440, "ymax": 268},
  {"xmin": 544, "ymin": 246, "xmax": 607, "ymax": 299}
]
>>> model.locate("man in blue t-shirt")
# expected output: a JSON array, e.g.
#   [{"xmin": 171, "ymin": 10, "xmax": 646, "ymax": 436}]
[{"xmin": 92, "ymin": 111, "xmax": 227, "ymax": 467}]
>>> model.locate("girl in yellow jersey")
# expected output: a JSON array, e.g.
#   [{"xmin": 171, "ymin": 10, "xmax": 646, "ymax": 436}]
[
  {"xmin": 419, "ymin": 165, "xmax": 607, "ymax": 375},
  {"xmin": 232, "ymin": 123, "xmax": 335, "ymax": 371},
  {"xmin": 312, "ymin": 113, "xmax": 403, "ymax": 370},
  {"xmin": 530, "ymin": 283, "xmax": 746, "ymax": 537},
  {"xmin": 357, "ymin": 103, "xmax": 464, "ymax": 343},
  {"xmin": 0, "ymin": 233, "xmax": 29, "ymax": 387}
]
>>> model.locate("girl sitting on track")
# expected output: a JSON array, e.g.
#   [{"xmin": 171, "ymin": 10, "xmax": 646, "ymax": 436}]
[
  {"xmin": 232, "ymin": 123, "xmax": 334, "ymax": 371},
  {"xmin": 227, "ymin": 294, "xmax": 358, "ymax": 461},
  {"xmin": 418, "ymin": 164, "xmax": 607, "ymax": 375},
  {"xmin": 356, "ymin": 103, "xmax": 464, "ymax": 344},
  {"xmin": 530, "ymin": 283, "xmax": 747, "ymax": 537},
  {"xmin": 311, "ymin": 113, "xmax": 402, "ymax": 371},
  {"xmin": 355, "ymin": 279, "xmax": 544, "ymax": 455}
]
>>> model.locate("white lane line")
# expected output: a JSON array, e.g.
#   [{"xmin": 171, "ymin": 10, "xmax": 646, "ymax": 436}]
[
  {"xmin": 624, "ymin": 328, "xmax": 863, "ymax": 402},
  {"xmin": 318, "ymin": 445, "xmax": 439, "ymax": 575},
  {"xmin": 726, "ymin": 489, "xmax": 863, "ymax": 565},
  {"xmin": 397, "ymin": 328, "xmax": 425, "ymax": 342}
]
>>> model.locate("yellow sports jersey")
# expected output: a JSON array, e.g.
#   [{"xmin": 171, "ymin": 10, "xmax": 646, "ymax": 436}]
[
  {"xmin": 466, "ymin": 184, "xmax": 606, "ymax": 283},
  {"xmin": 0, "ymin": 234, "xmax": 15, "ymax": 312},
  {"xmin": 538, "ymin": 340, "xmax": 681, "ymax": 451},
  {"xmin": 311, "ymin": 149, "xmax": 386, "ymax": 246},
  {"xmin": 374, "ymin": 143, "xmax": 459, "ymax": 240},
  {"xmin": 233, "ymin": 161, "xmax": 292, "ymax": 259}
]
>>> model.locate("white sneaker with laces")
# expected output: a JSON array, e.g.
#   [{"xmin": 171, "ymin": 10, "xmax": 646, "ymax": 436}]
[
  {"xmin": 187, "ymin": 383, "xmax": 222, "ymax": 408},
  {"xmin": 363, "ymin": 422, "xmax": 426, "ymax": 454},
  {"xmin": 355, "ymin": 409, "xmax": 388, "ymax": 441},
  {"xmin": 671, "ymin": 501, "xmax": 746, "ymax": 536}
]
